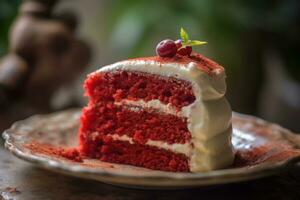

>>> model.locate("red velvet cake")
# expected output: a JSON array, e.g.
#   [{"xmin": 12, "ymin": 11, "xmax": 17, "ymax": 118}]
[{"xmin": 79, "ymin": 31, "xmax": 233, "ymax": 172}]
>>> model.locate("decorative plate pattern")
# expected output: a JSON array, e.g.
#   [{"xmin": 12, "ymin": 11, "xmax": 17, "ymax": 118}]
[{"xmin": 2, "ymin": 109, "xmax": 300, "ymax": 188}]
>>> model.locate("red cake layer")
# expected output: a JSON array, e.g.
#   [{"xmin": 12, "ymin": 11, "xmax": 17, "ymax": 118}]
[
  {"xmin": 79, "ymin": 134, "xmax": 189, "ymax": 172},
  {"xmin": 80, "ymin": 102, "xmax": 191, "ymax": 144},
  {"xmin": 129, "ymin": 53, "xmax": 224, "ymax": 76},
  {"xmin": 85, "ymin": 71, "xmax": 195, "ymax": 110}
]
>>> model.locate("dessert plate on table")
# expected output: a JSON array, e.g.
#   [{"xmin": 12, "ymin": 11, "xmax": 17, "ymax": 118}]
[{"xmin": 2, "ymin": 109, "xmax": 300, "ymax": 189}]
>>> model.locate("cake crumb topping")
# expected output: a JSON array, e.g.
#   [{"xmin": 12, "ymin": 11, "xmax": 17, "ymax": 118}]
[{"xmin": 129, "ymin": 52, "xmax": 224, "ymax": 76}]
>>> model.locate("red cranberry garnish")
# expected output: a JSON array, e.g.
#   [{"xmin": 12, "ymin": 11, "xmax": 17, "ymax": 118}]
[
  {"xmin": 177, "ymin": 46, "xmax": 192, "ymax": 56},
  {"xmin": 175, "ymin": 39, "xmax": 182, "ymax": 49},
  {"xmin": 156, "ymin": 39, "xmax": 177, "ymax": 57}
]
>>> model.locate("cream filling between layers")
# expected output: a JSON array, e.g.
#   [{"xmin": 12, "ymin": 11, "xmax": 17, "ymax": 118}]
[
  {"xmin": 109, "ymin": 134, "xmax": 192, "ymax": 156},
  {"xmin": 92, "ymin": 60, "xmax": 234, "ymax": 172},
  {"xmin": 115, "ymin": 99, "xmax": 183, "ymax": 117}
]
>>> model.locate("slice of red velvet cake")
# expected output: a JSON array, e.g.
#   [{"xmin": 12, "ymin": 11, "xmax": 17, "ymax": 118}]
[
  {"xmin": 79, "ymin": 53, "xmax": 233, "ymax": 172},
  {"xmin": 79, "ymin": 30, "xmax": 233, "ymax": 172}
]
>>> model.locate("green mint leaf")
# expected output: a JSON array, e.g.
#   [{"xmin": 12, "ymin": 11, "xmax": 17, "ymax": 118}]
[
  {"xmin": 180, "ymin": 27, "xmax": 189, "ymax": 44},
  {"xmin": 179, "ymin": 27, "xmax": 207, "ymax": 48},
  {"xmin": 187, "ymin": 40, "xmax": 207, "ymax": 46}
]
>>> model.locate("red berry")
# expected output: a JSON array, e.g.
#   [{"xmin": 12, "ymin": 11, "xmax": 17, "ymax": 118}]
[
  {"xmin": 177, "ymin": 46, "xmax": 192, "ymax": 56},
  {"xmin": 186, "ymin": 46, "xmax": 192, "ymax": 55},
  {"xmin": 177, "ymin": 48, "xmax": 186, "ymax": 56},
  {"xmin": 175, "ymin": 39, "xmax": 182, "ymax": 49},
  {"xmin": 156, "ymin": 39, "xmax": 177, "ymax": 57}
]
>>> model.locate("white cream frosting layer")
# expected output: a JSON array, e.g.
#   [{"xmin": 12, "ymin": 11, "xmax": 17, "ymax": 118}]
[
  {"xmin": 110, "ymin": 134, "xmax": 192, "ymax": 156},
  {"xmin": 92, "ymin": 59, "xmax": 234, "ymax": 172},
  {"xmin": 115, "ymin": 99, "xmax": 182, "ymax": 117}
]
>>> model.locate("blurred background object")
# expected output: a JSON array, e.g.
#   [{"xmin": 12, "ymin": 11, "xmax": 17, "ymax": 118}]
[
  {"xmin": 0, "ymin": 0, "xmax": 300, "ymax": 133},
  {"xmin": 0, "ymin": 0, "xmax": 91, "ymax": 134}
]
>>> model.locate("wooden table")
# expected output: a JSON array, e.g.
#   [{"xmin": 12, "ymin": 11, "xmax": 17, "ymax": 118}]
[{"xmin": 0, "ymin": 145, "xmax": 300, "ymax": 200}]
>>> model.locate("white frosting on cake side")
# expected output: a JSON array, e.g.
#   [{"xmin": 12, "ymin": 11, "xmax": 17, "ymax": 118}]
[{"xmin": 91, "ymin": 59, "xmax": 234, "ymax": 172}]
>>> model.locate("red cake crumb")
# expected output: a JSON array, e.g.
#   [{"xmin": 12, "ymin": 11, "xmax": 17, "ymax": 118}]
[
  {"xmin": 59, "ymin": 148, "xmax": 82, "ymax": 162},
  {"xmin": 25, "ymin": 142, "xmax": 83, "ymax": 162},
  {"xmin": 233, "ymin": 143, "xmax": 300, "ymax": 167},
  {"xmin": 129, "ymin": 53, "xmax": 224, "ymax": 76},
  {"xmin": 85, "ymin": 71, "xmax": 195, "ymax": 110},
  {"xmin": 79, "ymin": 136, "xmax": 189, "ymax": 172},
  {"xmin": 80, "ymin": 102, "xmax": 190, "ymax": 144}
]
